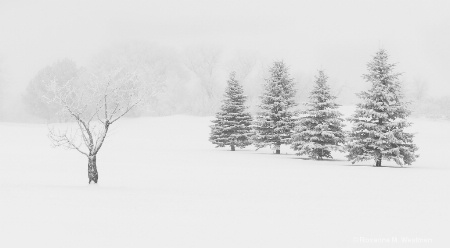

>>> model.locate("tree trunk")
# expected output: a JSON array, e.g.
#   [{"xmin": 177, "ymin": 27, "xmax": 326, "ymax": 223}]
[
  {"xmin": 376, "ymin": 118, "xmax": 383, "ymax": 167},
  {"xmin": 88, "ymin": 155, "xmax": 98, "ymax": 184},
  {"xmin": 275, "ymin": 143, "xmax": 280, "ymax": 154},
  {"xmin": 275, "ymin": 149, "xmax": 280, "ymax": 154},
  {"xmin": 376, "ymin": 154, "xmax": 382, "ymax": 167},
  {"xmin": 230, "ymin": 144, "xmax": 235, "ymax": 151}
]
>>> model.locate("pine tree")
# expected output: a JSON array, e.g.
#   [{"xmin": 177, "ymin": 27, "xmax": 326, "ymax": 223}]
[
  {"xmin": 347, "ymin": 49, "xmax": 418, "ymax": 167},
  {"xmin": 209, "ymin": 72, "xmax": 253, "ymax": 151},
  {"xmin": 291, "ymin": 70, "xmax": 346, "ymax": 160},
  {"xmin": 253, "ymin": 61, "xmax": 297, "ymax": 154}
]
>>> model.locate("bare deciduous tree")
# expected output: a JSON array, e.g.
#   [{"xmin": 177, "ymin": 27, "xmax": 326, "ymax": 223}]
[
  {"xmin": 184, "ymin": 46, "xmax": 222, "ymax": 106},
  {"xmin": 46, "ymin": 68, "xmax": 153, "ymax": 184},
  {"xmin": 228, "ymin": 53, "xmax": 257, "ymax": 81},
  {"xmin": 412, "ymin": 78, "xmax": 429, "ymax": 102}
]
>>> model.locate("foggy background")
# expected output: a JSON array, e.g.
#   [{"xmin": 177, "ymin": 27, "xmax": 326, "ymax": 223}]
[{"xmin": 1, "ymin": 0, "xmax": 449, "ymax": 121}]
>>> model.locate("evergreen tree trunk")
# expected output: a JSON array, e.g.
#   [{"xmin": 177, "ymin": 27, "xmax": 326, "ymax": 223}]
[
  {"xmin": 88, "ymin": 155, "xmax": 98, "ymax": 184},
  {"xmin": 275, "ymin": 143, "xmax": 281, "ymax": 154},
  {"xmin": 376, "ymin": 154, "xmax": 382, "ymax": 167},
  {"xmin": 376, "ymin": 118, "xmax": 383, "ymax": 167},
  {"xmin": 318, "ymin": 149, "xmax": 323, "ymax": 160},
  {"xmin": 230, "ymin": 144, "xmax": 235, "ymax": 151}
]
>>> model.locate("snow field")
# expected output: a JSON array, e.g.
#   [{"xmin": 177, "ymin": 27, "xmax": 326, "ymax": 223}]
[{"xmin": 0, "ymin": 113, "xmax": 449, "ymax": 247}]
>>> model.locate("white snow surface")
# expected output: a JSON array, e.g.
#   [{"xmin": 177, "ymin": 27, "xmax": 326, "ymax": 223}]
[{"xmin": 1, "ymin": 108, "xmax": 449, "ymax": 247}]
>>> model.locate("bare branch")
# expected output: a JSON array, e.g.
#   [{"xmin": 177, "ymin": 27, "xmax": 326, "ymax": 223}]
[
  {"xmin": 110, "ymin": 98, "xmax": 141, "ymax": 124},
  {"xmin": 45, "ymin": 66, "xmax": 151, "ymax": 158},
  {"xmin": 48, "ymin": 125, "xmax": 89, "ymax": 157}
]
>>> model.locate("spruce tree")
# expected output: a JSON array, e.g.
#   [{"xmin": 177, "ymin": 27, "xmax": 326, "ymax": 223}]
[
  {"xmin": 291, "ymin": 70, "xmax": 346, "ymax": 160},
  {"xmin": 253, "ymin": 61, "xmax": 297, "ymax": 154},
  {"xmin": 209, "ymin": 72, "xmax": 253, "ymax": 151},
  {"xmin": 347, "ymin": 49, "xmax": 418, "ymax": 167}
]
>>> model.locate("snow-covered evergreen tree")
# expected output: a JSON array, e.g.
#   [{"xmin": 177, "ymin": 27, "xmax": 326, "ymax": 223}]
[
  {"xmin": 291, "ymin": 70, "xmax": 346, "ymax": 159},
  {"xmin": 253, "ymin": 61, "xmax": 297, "ymax": 154},
  {"xmin": 347, "ymin": 49, "xmax": 418, "ymax": 167},
  {"xmin": 209, "ymin": 72, "xmax": 253, "ymax": 151}
]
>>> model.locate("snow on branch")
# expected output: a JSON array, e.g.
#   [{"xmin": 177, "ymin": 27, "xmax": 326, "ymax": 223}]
[{"xmin": 45, "ymin": 67, "xmax": 155, "ymax": 157}]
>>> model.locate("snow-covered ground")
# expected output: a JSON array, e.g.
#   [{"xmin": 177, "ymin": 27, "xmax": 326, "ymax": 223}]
[{"xmin": 1, "ymin": 110, "xmax": 449, "ymax": 247}]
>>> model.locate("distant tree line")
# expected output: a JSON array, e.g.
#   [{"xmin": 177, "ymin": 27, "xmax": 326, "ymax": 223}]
[
  {"xmin": 20, "ymin": 43, "xmax": 450, "ymax": 122},
  {"xmin": 22, "ymin": 44, "xmax": 271, "ymax": 119}
]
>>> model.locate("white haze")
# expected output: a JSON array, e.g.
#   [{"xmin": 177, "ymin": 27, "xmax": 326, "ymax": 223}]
[{"xmin": 1, "ymin": 0, "xmax": 450, "ymax": 119}]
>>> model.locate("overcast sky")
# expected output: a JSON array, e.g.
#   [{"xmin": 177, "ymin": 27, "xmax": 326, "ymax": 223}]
[{"xmin": 1, "ymin": 0, "xmax": 449, "ymax": 96}]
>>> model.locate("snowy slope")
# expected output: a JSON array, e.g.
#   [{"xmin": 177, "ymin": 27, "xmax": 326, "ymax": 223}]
[{"xmin": 0, "ymin": 111, "xmax": 449, "ymax": 248}]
